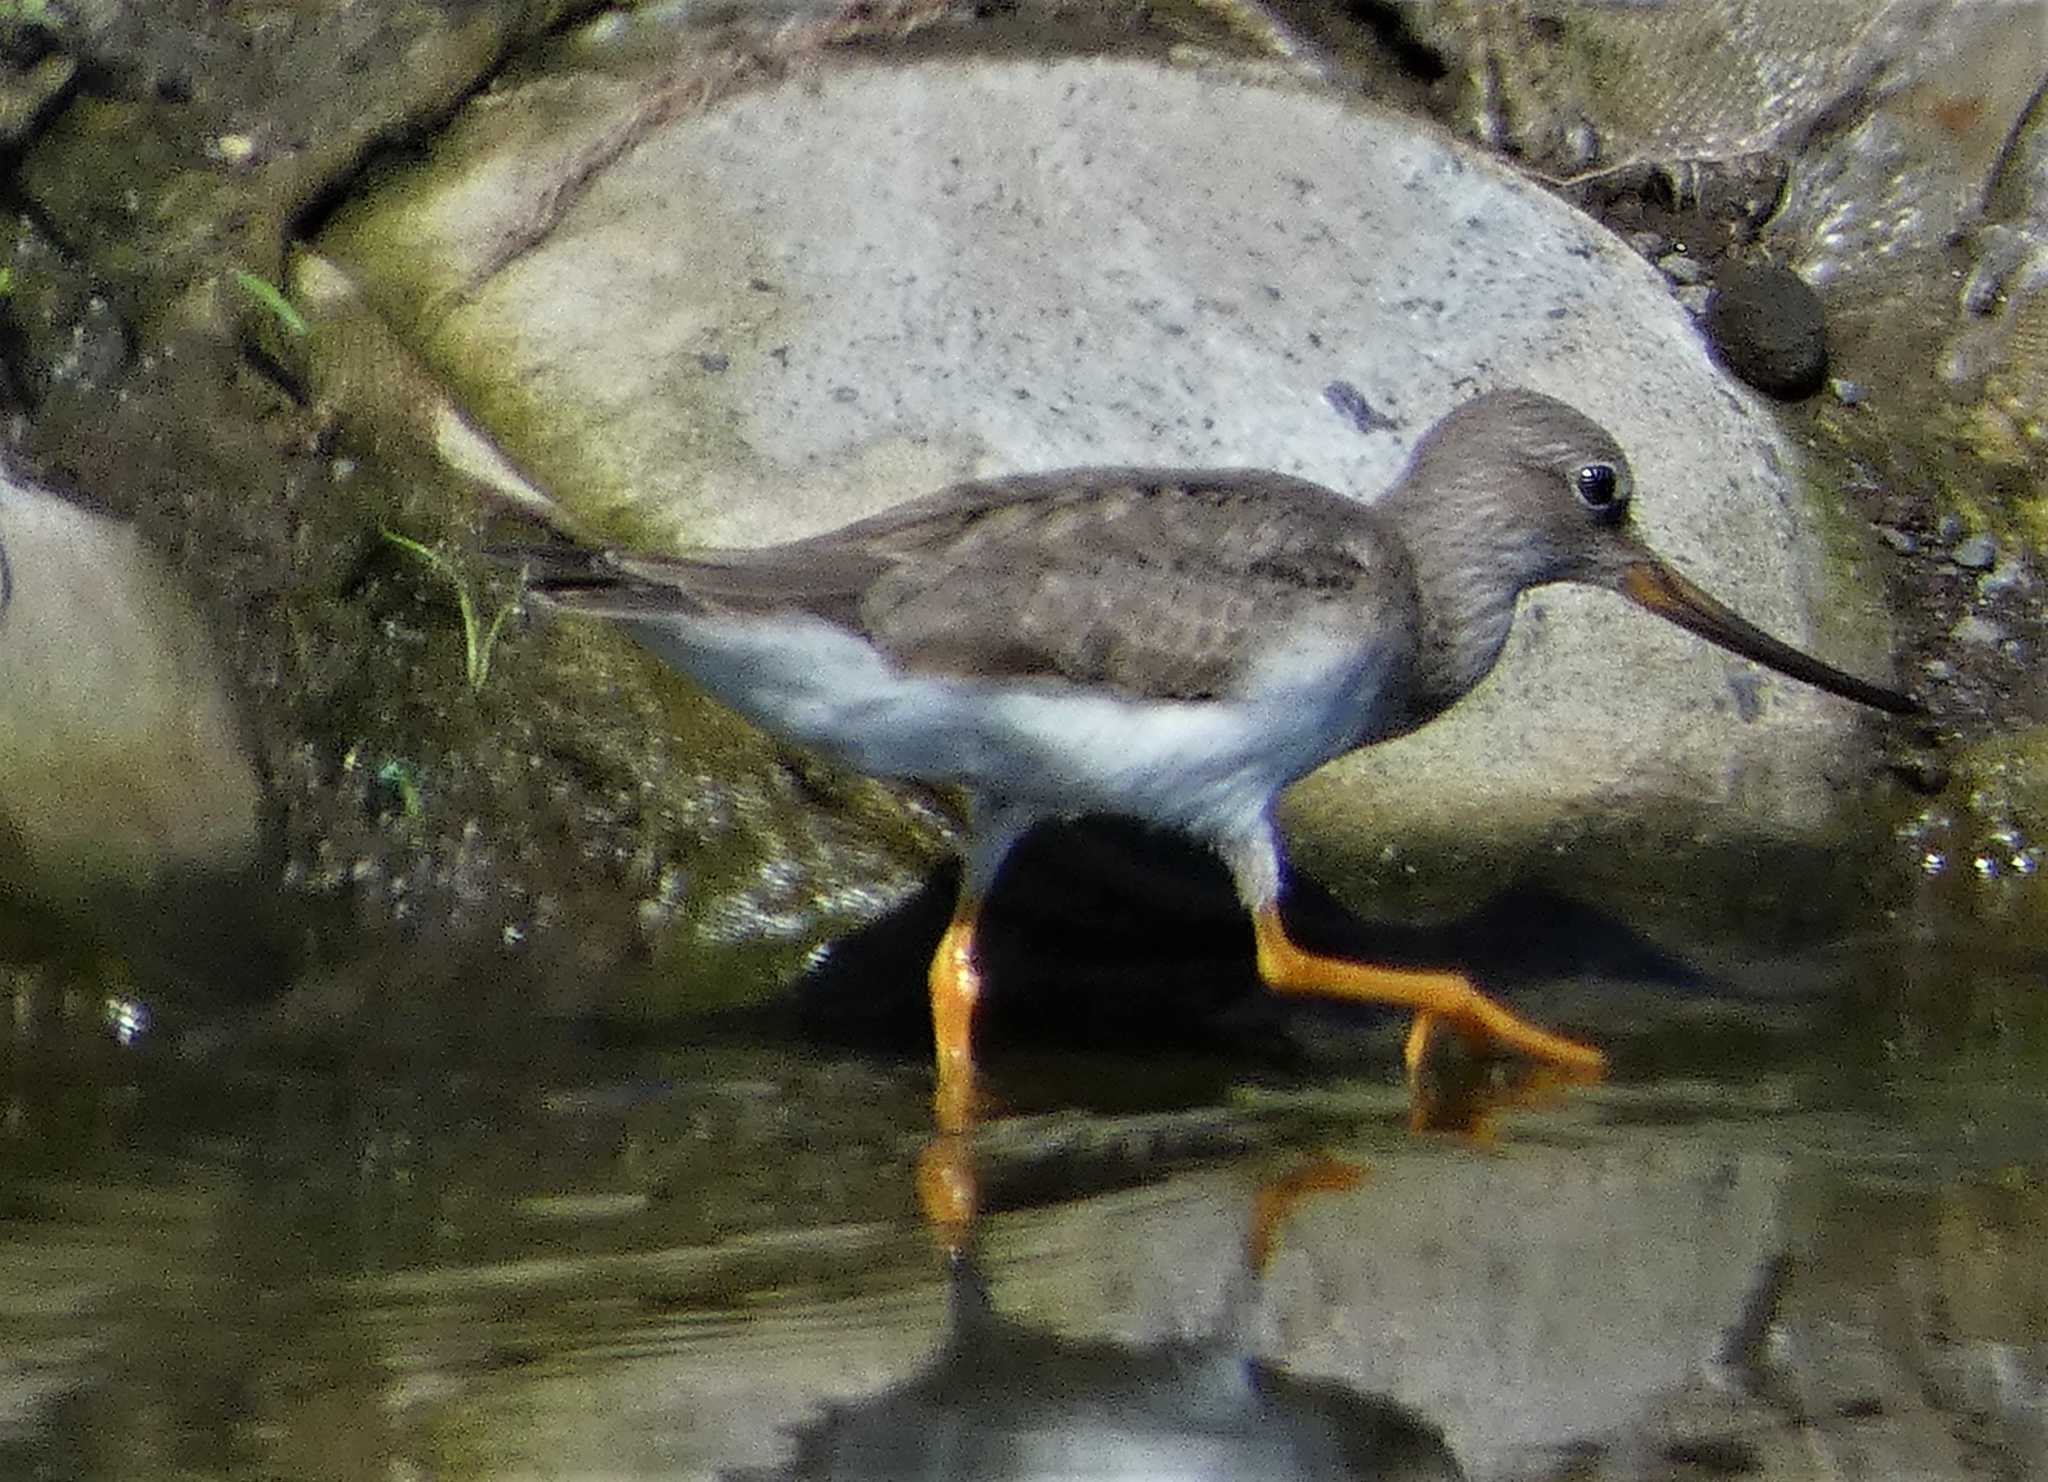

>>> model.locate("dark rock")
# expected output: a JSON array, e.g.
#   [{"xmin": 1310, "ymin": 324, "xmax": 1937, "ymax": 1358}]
[{"xmin": 1703, "ymin": 263, "xmax": 1828, "ymax": 400}]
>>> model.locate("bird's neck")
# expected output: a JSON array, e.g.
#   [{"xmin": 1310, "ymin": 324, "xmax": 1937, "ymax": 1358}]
[
  {"xmin": 1382, "ymin": 490, "xmax": 1532, "ymax": 713},
  {"xmin": 1414, "ymin": 563, "xmax": 1521, "ymax": 707}
]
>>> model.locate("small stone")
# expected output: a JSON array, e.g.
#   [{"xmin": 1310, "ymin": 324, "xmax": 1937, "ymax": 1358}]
[
  {"xmin": 1950, "ymin": 533, "xmax": 1997, "ymax": 569},
  {"xmin": 1703, "ymin": 262, "xmax": 1828, "ymax": 400},
  {"xmin": 1922, "ymin": 658, "xmax": 1956, "ymax": 681},
  {"xmin": 1830, "ymin": 377, "xmax": 1865, "ymax": 406},
  {"xmin": 209, "ymin": 133, "xmax": 259, "ymax": 165},
  {"xmin": 1937, "ymin": 513, "xmax": 1964, "ymax": 544},
  {"xmin": 1627, "ymin": 230, "xmax": 1668, "ymax": 258},
  {"xmin": 1978, "ymin": 556, "xmax": 2031, "ymax": 596},
  {"xmin": 1875, "ymin": 525, "xmax": 1917, "ymax": 555},
  {"xmin": 1658, "ymin": 252, "xmax": 1707, "ymax": 285},
  {"xmin": 1951, "ymin": 613, "xmax": 2006, "ymax": 646},
  {"xmin": 1674, "ymin": 285, "xmax": 1713, "ymax": 317}
]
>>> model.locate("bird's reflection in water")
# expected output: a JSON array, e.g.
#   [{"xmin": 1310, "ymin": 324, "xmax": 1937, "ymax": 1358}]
[{"xmin": 731, "ymin": 1162, "xmax": 1466, "ymax": 1482}]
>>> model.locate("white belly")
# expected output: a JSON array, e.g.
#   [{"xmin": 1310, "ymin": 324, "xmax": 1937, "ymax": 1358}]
[{"xmin": 621, "ymin": 611, "xmax": 1402, "ymax": 838}]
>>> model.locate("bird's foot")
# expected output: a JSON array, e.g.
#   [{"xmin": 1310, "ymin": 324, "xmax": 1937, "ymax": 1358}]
[
  {"xmin": 1404, "ymin": 1011, "xmax": 1602, "ymax": 1138},
  {"xmin": 1252, "ymin": 907, "xmax": 1605, "ymax": 1087},
  {"xmin": 1402, "ymin": 1005, "xmax": 1605, "ymax": 1084}
]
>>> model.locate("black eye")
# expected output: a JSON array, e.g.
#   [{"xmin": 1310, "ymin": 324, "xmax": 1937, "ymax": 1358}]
[{"xmin": 1573, "ymin": 461, "xmax": 1624, "ymax": 518}]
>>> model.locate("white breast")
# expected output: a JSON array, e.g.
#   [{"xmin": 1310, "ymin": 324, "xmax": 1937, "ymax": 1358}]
[{"xmin": 622, "ymin": 611, "xmax": 1404, "ymax": 840}]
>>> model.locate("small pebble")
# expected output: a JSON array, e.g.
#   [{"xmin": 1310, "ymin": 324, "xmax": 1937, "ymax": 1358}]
[
  {"xmin": 208, "ymin": 133, "xmax": 259, "ymax": 165},
  {"xmin": 1875, "ymin": 525, "xmax": 1917, "ymax": 555},
  {"xmin": 1627, "ymin": 230, "xmax": 1668, "ymax": 258},
  {"xmin": 1922, "ymin": 658, "xmax": 1956, "ymax": 681},
  {"xmin": 1979, "ymin": 556, "xmax": 2031, "ymax": 596},
  {"xmin": 1658, "ymin": 252, "xmax": 1707, "ymax": 285},
  {"xmin": 1936, "ymin": 513, "xmax": 1964, "ymax": 544},
  {"xmin": 1951, "ymin": 613, "xmax": 2006, "ymax": 646},
  {"xmin": 1830, "ymin": 377, "xmax": 1866, "ymax": 406},
  {"xmin": 1951, "ymin": 533, "xmax": 1997, "ymax": 570}
]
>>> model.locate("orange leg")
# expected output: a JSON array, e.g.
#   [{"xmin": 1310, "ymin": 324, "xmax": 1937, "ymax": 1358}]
[
  {"xmin": 913, "ymin": 895, "xmax": 985, "ymax": 1252},
  {"xmin": 1251, "ymin": 905, "xmax": 1605, "ymax": 1081},
  {"xmin": 1403, "ymin": 1012, "xmax": 1443, "ymax": 1081},
  {"xmin": 928, "ymin": 901, "xmax": 983, "ymax": 1136}
]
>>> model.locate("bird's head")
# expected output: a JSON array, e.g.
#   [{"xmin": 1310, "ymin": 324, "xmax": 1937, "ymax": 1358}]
[{"xmin": 1403, "ymin": 389, "xmax": 1918, "ymax": 716}]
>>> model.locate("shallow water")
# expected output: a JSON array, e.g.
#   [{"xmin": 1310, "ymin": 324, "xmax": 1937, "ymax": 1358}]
[{"xmin": 3, "ymin": 924, "xmax": 2045, "ymax": 1482}]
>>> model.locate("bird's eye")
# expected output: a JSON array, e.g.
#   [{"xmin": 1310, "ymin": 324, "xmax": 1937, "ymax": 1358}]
[{"xmin": 1573, "ymin": 461, "xmax": 1625, "ymax": 519}]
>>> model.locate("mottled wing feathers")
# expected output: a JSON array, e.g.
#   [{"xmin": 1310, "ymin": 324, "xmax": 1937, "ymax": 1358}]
[{"xmin": 849, "ymin": 473, "xmax": 1401, "ymax": 700}]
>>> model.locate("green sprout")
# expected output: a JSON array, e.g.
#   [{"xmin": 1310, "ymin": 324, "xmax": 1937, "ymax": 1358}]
[
  {"xmin": 380, "ymin": 527, "xmax": 517, "ymax": 693},
  {"xmin": 376, "ymin": 759, "xmax": 423, "ymax": 818},
  {"xmin": 232, "ymin": 269, "xmax": 308, "ymax": 337}
]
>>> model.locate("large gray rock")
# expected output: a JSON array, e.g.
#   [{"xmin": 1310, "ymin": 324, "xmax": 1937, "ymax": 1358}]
[
  {"xmin": 314, "ymin": 49, "xmax": 1905, "ymax": 930},
  {"xmin": 0, "ymin": 471, "xmax": 261, "ymax": 930}
]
